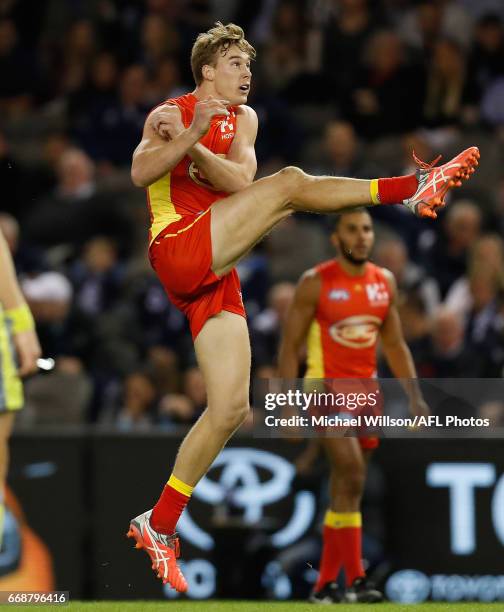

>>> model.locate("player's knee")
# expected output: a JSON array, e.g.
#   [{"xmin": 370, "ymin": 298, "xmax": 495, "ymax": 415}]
[
  {"xmin": 211, "ymin": 401, "xmax": 250, "ymax": 435},
  {"xmin": 339, "ymin": 470, "xmax": 366, "ymax": 501},
  {"xmin": 331, "ymin": 460, "xmax": 366, "ymax": 498},
  {"xmin": 277, "ymin": 166, "xmax": 308, "ymax": 198}
]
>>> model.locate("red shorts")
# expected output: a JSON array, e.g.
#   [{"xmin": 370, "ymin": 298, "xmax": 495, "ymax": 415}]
[
  {"xmin": 310, "ymin": 379, "xmax": 381, "ymax": 450},
  {"xmin": 149, "ymin": 210, "xmax": 246, "ymax": 339}
]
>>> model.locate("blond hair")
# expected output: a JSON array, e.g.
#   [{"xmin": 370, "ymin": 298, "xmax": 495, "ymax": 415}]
[{"xmin": 191, "ymin": 22, "xmax": 256, "ymax": 85}]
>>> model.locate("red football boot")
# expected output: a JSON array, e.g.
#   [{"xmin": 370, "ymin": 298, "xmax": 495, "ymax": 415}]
[
  {"xmin": 127, "ymin": 509, "xmax": 188, "ymax": 593},
  {"xmin": 403, "ymin": 147, "xmax": 480, "ymax": 218}
]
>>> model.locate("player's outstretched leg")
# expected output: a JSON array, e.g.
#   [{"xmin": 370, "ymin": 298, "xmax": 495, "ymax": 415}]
[
  {"xmin": 210, "ymin": 147, "xmax": 480, "ymax": 277},
  {"xmin": 128, "ymin": 312, "xmax": 250, "ymax": 591}
]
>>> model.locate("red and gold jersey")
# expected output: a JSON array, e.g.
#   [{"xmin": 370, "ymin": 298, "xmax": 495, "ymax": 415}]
[
  {"xmin": 306, "ymin": 259, "xmax": 391, "ymax": 378},
  {"xmin": 147, "ymin": 93, "xmax": 238, "ymax": 243}
]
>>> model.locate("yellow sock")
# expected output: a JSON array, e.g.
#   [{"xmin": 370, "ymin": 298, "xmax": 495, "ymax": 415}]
[
  {"xmin": 324, "ymin": 510, "xmax": 362, "ymax": 529},
  {"xmin": 167, "ymin": 474, "xmax": 194, "ymax": 497}
]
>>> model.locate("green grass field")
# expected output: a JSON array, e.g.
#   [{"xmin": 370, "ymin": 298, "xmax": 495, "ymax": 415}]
[{"xmin": 9, "ymin": 602, "xmax": 504, "ymax": 612}]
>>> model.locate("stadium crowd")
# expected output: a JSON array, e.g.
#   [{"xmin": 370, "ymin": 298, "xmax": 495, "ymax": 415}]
[{"xmin": 1, "ymin": 0, "xmax": 503, "ymax": 428}]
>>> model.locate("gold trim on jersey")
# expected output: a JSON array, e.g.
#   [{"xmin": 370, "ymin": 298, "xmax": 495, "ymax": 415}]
[
  {"xmin": 306, "ymin": 320, "xmax": 325, "ymax": 378},
  {"xmin": 152, "ymin": 207, "xmax": 211, "ymax": 243},
  {"xmin": 148, "ymin": 173, "xmax": 182, "ymax": 245}
]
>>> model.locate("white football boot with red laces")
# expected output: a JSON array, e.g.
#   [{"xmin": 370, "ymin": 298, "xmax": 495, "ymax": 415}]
[
  {"xmin": 403, "ymin": 147, "xmax": 480, "ymax": 218},
  {"xmin": 127, "ymin": 510, "xmax": 188, "ymax": 593}
]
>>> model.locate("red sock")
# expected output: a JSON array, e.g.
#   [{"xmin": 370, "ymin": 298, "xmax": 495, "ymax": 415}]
[
  {"xmin": 339, "ymin": 526, "xmax": 365, "ymax": 586},
  {"xmin": 315, "ymin": 523, "xmax": 342, "ymax": 591},
  {"xmin": 150, "ymin": 474, "xmax": 193, "ymax": 535},
  {"xmin": 371, "ymin": 174, "xmax": 418, "ymax": 205}
]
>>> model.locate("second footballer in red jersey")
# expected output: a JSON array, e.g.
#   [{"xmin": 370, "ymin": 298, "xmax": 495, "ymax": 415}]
[
  {"xmin": 279, "ymin": 209, "xmax": 430, "ymax": 603},
  {"xmin": 127, "ymin": 21, "xmax": 479, "ymax": 592}
]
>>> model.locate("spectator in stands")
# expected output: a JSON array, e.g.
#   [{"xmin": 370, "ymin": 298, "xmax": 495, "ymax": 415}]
[
  {"xmin": 420, "ymin": 199, "xmax": 482, "ymax": 297},
  {"xmin": 58, "ymin": 20, "xmax": 98, "ymax": 102},
  {"xmin": 69, "ymin": 237, "xmax": 124, "ymax": 317},
  {"xmin": 348, "ymin": 30, "xmax": 424, "ymax": 138},
  {"xmin": 236, "ymin": 246, "xmax": 270, "ymax": 322},
  {"xmin": 102, "ymin": 370, "xmax": 158, "ymax": 431},
  {"xmin": 312, "ymin": 120, "xmax": 379, "ymax": 179},
  {"xmin": 374, "ymin": 235, "xmax": 440, "ymax": 316},
  {"xmin": 428, "ymin": 307, "xmax": 483, "ymax": 376},
  {"xmin": 251, "ymin": 282, "xmax": 296, "ymax": 368},
  {"xmin": 25, "ymin": 148, "xmax": 133, "ymax": 255},
  {"xmin": 0, "ymin": 131, "xmax": 22, "ymax": 218},
  {"xmin": 423, "ymin": 38, "xmax": 466, "ymax": 128},
  {"xmin": 69, "ymin": 52, "xmax": 119, "ymax": 126},
  {"xmin": 140, "ymin": 13, "xmax": 180, "ymax": 73},
  {"xmin": 265, "ymin": 217, "xmax": 331, "ymax": 283},
  {"xmin": 158, "ymin": 393, "xmax": 196, "ymax": 429},
  {"xmin": 444, "ymin": 234, "xmax": 504, "ymax": 317},
  {"xmin": 464, "ymin": 263, "xmax": 504, "ymax": 374},
  {"xmin": 262, "ymin": 2, "xmax": 308, "ymax": 96},
  {"xmin": 313, "ymin": 0, "xmax": 377, "ymax": 102},
  {"xmin": 147, "ymin": 56, "xmax": 186, "ymax": 106},
  {"xmin": 126, "ymin": 268, "xmax": 190, "ymax": 357},
  {"xmin": 21, "ymin": 356, "xmax": 92, "ymax": 427},
  {"xmin": 21, "ymin": 270, "xmax": 74, "ymax": 359},
  {"xmin": 0, "ymin": 213, "xmax": 47, "ymax": 277},
  {"xmin": 399, "ymin": 0, "xmax": 472, "ymax": 54},
  {"xmin": 380, "ymin": 290, "xmax": 432, "ymax": 377},
  {"xmin": 0, "ymin": 130, "xmax": 71, "ymax": 223},
  {"xmin": 183, "ymin": 366, "xmax": 207, "ymax": 418},
  {"xmin": 464, "ymin": 14, "xmax": 504, "ymax": 120},
  {"xmin": 79, "ymin": 64, "xmax": 149, "ymax": 168},
  {"xmin": 146, "ymin": 346, "xmax": 182, "ymax": 396},
  {"xmin": 0, "ymin": 18, "xmax": 39, "ymax": 117}
]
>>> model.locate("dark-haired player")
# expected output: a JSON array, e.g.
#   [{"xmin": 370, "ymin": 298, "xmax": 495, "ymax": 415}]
[{"xmin": 279, "ymin": 209, "xmax": 429, "ymax": 603}]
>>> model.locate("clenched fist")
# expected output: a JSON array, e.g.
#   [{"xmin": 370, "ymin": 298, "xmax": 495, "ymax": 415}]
[
  {"xmin": 191, "ymin": 96, "xmax": 230, "ymax": 137},
  {"xmin": 151, "ymin": 105, "xmax": 185, "ymax": 140}
]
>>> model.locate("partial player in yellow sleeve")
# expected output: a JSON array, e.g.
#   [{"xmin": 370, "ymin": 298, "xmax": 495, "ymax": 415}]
[{"xmin": 0, "ymin": 227, "xmax": 41, "ymax": 548}]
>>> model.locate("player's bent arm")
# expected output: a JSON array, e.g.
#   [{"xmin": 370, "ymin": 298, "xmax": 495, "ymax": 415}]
[
  {"xmin": 0, "ymin": 229, "xmax": 41, "ymax": 376},
  {"xmin": 131, "ymin": 105, "xmax": 201, "ymax": 187},
  {"xmin": 278, "ymin": 270, "xmax": 321, "ymax": 378},
  {"xmin": 379, "ymin": 269, "xmax": 422, "ymax": 397},
  {"xmin": 187, "ymin": 105, "xmax": 258, "ymax": 193}
]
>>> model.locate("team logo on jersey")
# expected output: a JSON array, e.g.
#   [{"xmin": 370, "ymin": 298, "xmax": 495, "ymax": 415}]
[
  {"xmin": 188, "ymin": 154, "xmax": 226, "ymax": 190},
  {"xmin": 329, "ymin": 315, "xmax": 382, "ymax": 349},
  {"xmin": 328, "ymin": 289, "xmax": 350, "ymax": 301},
  {"xmin": 219, "ymin": 118, "xmax": 235, "ymax": 139},
  {"xmin": 365, "ymin": 282, "xmax": 389, "ymax": 306}
]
